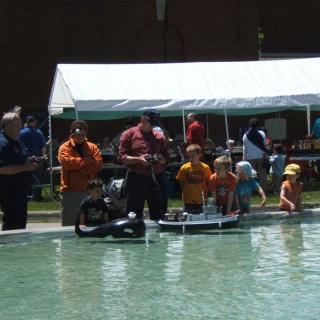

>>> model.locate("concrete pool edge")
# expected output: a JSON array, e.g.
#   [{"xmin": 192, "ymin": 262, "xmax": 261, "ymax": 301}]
[{"xmin": 1, "ymin": 208, "xmax": 320, "ymax": 236}]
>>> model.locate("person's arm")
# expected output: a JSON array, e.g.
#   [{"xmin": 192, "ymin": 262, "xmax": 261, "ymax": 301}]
[
  {"xmin": 118, "ymin": 130, "xmax": 149, "ymax": 166},
  {"xmin": 0, "ymin": 162, "xmax": 39, "ymax": 175},
  {"xmin": 226, "ymin": 191, "xmax": 234, "ymax": 215},
  {"xmin": 157, "ymin": 138, "xmax": 169, "ymax": 166},
  {"xmin": 81, "ymin": 144, "xmax": 103, "ymax": 175},
  {"xmin": 58, "ymin": 144, "xmax": 87, "ymax": 170},
  {"xmin": 234, "ymin": 194, "xmax": 240, "ymax": 211},
  {"xmin": 103, "ymin": 212, "xmax": 109, "ymax": 224},
  {"xmin": 280, "ymin": 184, "xmax": 295, "ymax": 211},
  {"xmin": 296, "ymin": 186, "xmax": 303, "ymax": 211},
  {"xmin": 257, "ymin": 186, "xmax": 266, "ymax": 207},
  {"xmin": 79, "ymin": 212, "xmax": 86, "ymax": 226}
]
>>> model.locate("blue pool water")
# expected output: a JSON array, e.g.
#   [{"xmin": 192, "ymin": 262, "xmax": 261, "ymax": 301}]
[{"xmin": 0, "ymin": 221, "xmax": 320, "ymax": 320}]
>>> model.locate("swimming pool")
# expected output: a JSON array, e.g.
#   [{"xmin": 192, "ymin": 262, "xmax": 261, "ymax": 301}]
[{"xmin": 0, "ymin": 220, "xmax": 319, "ymax": 320}]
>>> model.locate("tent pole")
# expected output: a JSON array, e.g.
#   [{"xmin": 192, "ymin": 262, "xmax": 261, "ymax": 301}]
[
  {"xmin": 306, "ymin": 105, "xmax": 311, "ymax": 135},
  {"xmin": 206, "ymin": 114, "xmax": 209, "ymax": 138},
  {"xmin": 47, "ymin": 69, "xmax": 59, "ymax": 198},
  {"xmin": 48, "ymin": 113, "xmax": 53, "ymax": 197},
  {"xmin": 182, "ymin": 110, "xmax": 186, "ymax": 142},
  {"xmin": 224, "ymin": 108, "xmax": 232, "ymax": 171}
]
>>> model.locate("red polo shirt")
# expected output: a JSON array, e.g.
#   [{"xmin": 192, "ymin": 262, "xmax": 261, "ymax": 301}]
[
  {"xmin": 186, "ymin": 121, "xmax": 205, "ymax": 149},
  {"xmin": 118, "ymin": 125, "xmax": 169, "ymax": 176}
]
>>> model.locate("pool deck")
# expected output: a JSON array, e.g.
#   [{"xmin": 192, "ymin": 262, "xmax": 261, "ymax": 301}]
[{"xmin": 1, "ymin": 205, "xmax": 320, "ymax": 236}]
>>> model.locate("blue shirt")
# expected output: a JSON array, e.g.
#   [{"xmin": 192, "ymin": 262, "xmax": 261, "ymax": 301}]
[
  {"xmin": 0, "ymin": 132, "xmax": 32, "ymax": 194},
  {"xmin": 269, "ymin": 154, "xmax": 285, "ymax": 176},
  {"xmin": 236, "ymin": 179, "xmax": 259, "ymax": 210},
  {"xmin": 312, "ymin": 117, "xmax": 320, "ymax": 138},
  {"xmin": 19, "ymin": 126, "xmax": 46, "ymax": 157}
]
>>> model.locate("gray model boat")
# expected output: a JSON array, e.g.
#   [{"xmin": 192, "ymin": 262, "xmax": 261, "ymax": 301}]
[{"xmin": 158, "ymin": 211, "xmax": 239, "ymax": 231}]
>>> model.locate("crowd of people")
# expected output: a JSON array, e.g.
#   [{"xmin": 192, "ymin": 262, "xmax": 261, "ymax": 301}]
[{"xmin": 0, "ymin": 107, "xmax": 305, "ymax": 230}]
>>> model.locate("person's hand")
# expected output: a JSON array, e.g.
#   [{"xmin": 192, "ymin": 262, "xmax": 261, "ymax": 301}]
[
  {"xmin": 84, "ymin": 155, "xmax": 95, "ymax": 165},
  {"xmin": 139, "ymin": 155, "xmax": 150, "ymax": 166},
  {"xmin": 289, "ymin": 202, "xmax": 296, "ymax": 212},
  {"xmin": 24, "ymin": 162, "xmax": 40, "ymax": 171},
  {"xmin": 156, "ymin": 153, "xmax": 166, "ymax": 165},
  {"xmin": 260, "ymin": 199, "xmax": 266, "ymax": 207}
]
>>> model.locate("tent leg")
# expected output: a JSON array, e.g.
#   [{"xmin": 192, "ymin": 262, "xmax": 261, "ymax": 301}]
[
  {"xmin": 182, "ymin": 110, "xmax": 186, "ymax": 142},
  {"xmin": 307, "ymin": 105, "xmax": 311, "ymax": 136},
  {"xmin": 224, "ymin": 108, "xmax": 232, "ymax": 171}
]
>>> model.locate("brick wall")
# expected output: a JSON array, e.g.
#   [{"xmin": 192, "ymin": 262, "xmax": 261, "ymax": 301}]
[
  {"xmin": 258, "ymin": 0, "xmax": 320, "ymax": 53},
  {"xmin": 0, "ymin": 0, "xmax": 258, "ymax": 116}
]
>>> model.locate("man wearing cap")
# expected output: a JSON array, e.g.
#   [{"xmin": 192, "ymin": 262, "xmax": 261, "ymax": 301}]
[
  {"xmin": 186, "ymin": 113, "xmax": 205, "ymax": 150},
  {"xmin": 58, "ymin": 120, "xmax": 102, "ymax": 226},
  {"xmin": 118, "ymin": 109, "xmax": 169, "ymax": 220},
  {"xmin": 19, "ymin": 116, "xmax": 47, "ymax": 200}
]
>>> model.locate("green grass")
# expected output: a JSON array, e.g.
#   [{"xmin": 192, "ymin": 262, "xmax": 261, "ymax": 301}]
[{"xmin": 28, "ymin": 181, "xmax": 320, "ymax": 211}]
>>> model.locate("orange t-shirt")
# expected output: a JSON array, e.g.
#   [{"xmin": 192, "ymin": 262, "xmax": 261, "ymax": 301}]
[
  {"xmin": 176, "ymin": 161, "xmax": 212, "ymax": 205},
  {"xmin": 279, "ymin": 180, "xmax": 303, "ymax": 211},
  {"xmin": 208, "ymin": 172, "xmax": 237, "ymax": 205}
]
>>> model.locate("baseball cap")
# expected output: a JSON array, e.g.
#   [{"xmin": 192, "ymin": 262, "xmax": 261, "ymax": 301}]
[
  {"xmin": 143, "ymin": 109, "xmax": 161, "ymax": 126},
  {"xmin": 25, "ymin": 116, "xmax": 35, "ymax": 122},
  {"xmin": 283, "ymin": 163, "xmax": 301, "ymax": 175},
  {"xmin": 236, "ymin": 161, "xmax": 257, "ymax": 178}
]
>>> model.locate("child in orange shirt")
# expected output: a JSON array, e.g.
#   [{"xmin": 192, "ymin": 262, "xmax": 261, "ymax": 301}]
[
  {"xmin": 208, "ymin": 156, "xmax": 237, "ymax": 215},
  {"xmin": 176, "ymin": 144, "xmax": 212, "ymax": 213},
  {"xmin": 279, "ymin": 163, "xmax": 303, "ymax": 212}
]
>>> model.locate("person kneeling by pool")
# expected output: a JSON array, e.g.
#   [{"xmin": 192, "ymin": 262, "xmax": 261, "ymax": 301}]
[
  {"xmin": 78, "ymin": 179, "xmax": 109, "ymax": 227},
  {"xmin": 75, "ymin": 179, "xmax": 146, "ymax": 238}
]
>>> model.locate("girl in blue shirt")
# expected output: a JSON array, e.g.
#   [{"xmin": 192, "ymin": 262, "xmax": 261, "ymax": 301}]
[{"xmin": 235, "ymin": 161, "xmax": 266, "ymax": 214}]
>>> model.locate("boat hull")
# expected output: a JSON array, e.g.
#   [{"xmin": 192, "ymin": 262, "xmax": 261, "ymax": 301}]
[{"xmin": 158, "ymin": 215, "xmax": 239, "ymax": 231}]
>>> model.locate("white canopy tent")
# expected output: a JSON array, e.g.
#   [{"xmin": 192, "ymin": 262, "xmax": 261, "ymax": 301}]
[
  {"xmin": 49, "ymin": 58, "xmax": 320, "ymax": 116},
  {"xmin": 48, "ymin": 58, "xmax": 320, "ymax": 192}
]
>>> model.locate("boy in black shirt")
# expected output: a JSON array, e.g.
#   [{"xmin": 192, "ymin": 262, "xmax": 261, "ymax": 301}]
[{"xmin": 79, "ymin": 179, "xmax": 109, "ymax": 226}]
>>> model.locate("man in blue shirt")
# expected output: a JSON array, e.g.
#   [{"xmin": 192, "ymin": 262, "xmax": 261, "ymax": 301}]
[{"xmin": 19, "ymin": 116, "xmax": 46, "ymax": 201}]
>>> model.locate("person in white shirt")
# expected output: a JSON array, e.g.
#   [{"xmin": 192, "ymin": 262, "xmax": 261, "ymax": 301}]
[{"xmin": 242, "ymin": 118, "xmax": 267, "ymax": 192}]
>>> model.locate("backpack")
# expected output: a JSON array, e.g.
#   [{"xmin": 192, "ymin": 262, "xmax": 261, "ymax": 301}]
[{"xmin": 103, "ymin": 178, "xmax": 126, "ymax": 218}]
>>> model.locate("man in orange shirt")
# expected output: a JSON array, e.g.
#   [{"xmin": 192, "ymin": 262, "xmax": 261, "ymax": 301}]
[{"xmin": 58, "ymin": 120, "xmax": 102, "ymax": 226}]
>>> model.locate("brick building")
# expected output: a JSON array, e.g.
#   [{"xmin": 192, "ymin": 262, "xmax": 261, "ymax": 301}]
[{"xmin": 0, "ymin": 0, "xmax": 319, "ymax": 142}]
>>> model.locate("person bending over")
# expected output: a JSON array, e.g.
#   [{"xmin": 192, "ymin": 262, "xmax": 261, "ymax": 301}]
[
  {"xmin": 279, "ymin": 164, "xmax": 303, "ymax": 212},
  {"xmin": 235, "ymin": 161, "xmax": 266, "ymax": 215}
]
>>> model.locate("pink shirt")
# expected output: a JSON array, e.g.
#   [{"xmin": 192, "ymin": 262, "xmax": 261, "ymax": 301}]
[{"xmin": 118, "ymin": 125, "xmax": 169, "ymax": 176}]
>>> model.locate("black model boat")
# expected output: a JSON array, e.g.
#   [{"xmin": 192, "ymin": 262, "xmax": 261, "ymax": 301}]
[{"xmin": 158, "ymin": 212, "xmax": 239, "ymax": 232}]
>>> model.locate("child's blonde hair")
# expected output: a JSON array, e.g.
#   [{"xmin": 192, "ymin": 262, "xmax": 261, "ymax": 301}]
[
  {"xmin": 186, "ymin": 143, "xmax": 201, "ymax": 154},
  {"xmin": 214, "ymin": 155, "xmax": 231, "ymax": 170}
]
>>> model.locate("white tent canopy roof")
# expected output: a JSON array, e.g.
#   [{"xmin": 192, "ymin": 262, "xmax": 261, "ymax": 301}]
[{"xmin": 48, "ymin": 58, "xmax": 320, "ymax": 115}]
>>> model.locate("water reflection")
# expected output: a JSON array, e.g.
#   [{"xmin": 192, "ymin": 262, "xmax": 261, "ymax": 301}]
[{"xmin": 280, "ymin": 222, "xmax": 304, "ymax": 267}]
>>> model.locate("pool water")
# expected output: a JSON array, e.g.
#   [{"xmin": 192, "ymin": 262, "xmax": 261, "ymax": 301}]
[{"xmin": 0, "ymin": 221, "xmax": 320, "ymax": 320}]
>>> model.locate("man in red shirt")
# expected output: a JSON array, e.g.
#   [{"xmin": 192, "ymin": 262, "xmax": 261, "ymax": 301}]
[
  {"xmin": 118, "ymin": 109, "xmax": 169, "ymax": 220},
  {"xmin": 186, "ymin": 113, "xmax": 205, "ymax": 150}
]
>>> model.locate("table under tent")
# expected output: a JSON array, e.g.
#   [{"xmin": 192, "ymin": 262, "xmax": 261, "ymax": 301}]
[{"xmin": 47, "ymin": 57, "xmax": 320, "ymax": 193}]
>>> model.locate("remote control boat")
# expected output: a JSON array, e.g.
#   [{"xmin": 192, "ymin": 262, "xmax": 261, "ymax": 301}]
[{"xmin": 158, "ymin": 197, "xmax": 239, "ymax": 232}]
